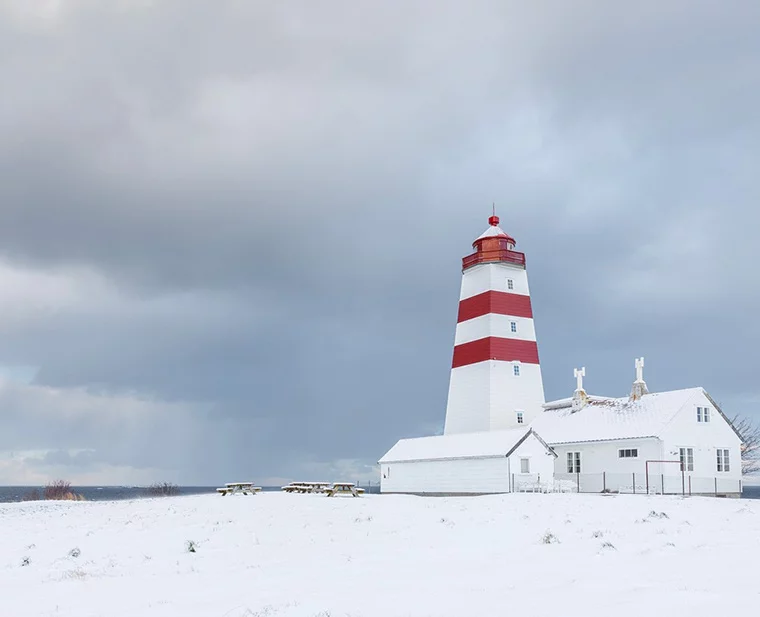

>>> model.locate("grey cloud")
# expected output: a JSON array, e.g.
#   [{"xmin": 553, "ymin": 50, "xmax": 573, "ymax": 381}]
[{"xmin": 0, "ymin": 1, "xmax": 758, "ymax": 483}]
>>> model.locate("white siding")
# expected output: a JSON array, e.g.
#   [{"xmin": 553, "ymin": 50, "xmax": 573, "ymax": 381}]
[
  {"xmin": 550, "ymin": 439, "xmax": 664, "ymax": 492},
  {"xmin": 380, "ymin": 433, "xmax": 556, "ymax": 495},
  {"xmin": 444, "ymin": 363, "xmax": 491, "ymax": 433},
  {"xmin": 459, "ymin": 262, "xmax": 530, "ymax": 300},
  {"xmin": 455, "ymin": 314, "xmax": 537, "ymax": 345},
  {"xmin": 508, "ymin": 433, "xmax": 556, "ymax": 488},
  {"xmin": 444, "ymin": 362, "xmax": 545, "ymax": 434},
  {"xmin": 659, "ymin": 391, "xmax": 742, "ymax": 493},
  {"xmin": 381, "ymin": 457, "xmax": 512, "ymax": 494}
]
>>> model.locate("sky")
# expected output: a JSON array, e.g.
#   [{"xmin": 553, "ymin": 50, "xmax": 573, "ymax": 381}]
[{"xmin": 0, "ymin": 0, "xmax": 758, "ymax": 485}]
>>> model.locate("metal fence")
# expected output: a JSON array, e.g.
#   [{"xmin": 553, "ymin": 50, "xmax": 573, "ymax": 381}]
[{"xmin": 511, "ymin": 472, "xmax": 742, "ymax": 497}]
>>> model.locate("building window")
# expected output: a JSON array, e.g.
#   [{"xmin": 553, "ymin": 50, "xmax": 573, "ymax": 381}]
[
  {"xmin": 697, "ymin": 406, "xmax": 711, "ymax": 423},
  {"xmin": 717, "ymin": 449, "xmax": 730, "ymax": 472},
  {"xmin": 567, "ymin": 452, "xmax": 581, "ymax": 473},
  {"xmin": 618, "ymin": 448, "xmax": 638, "ymax": 458},
  {"xmin": 507, "ymin": 278, "xmax": 514, "ymax": 290},
  {"xmin": 516, "ymin": 411, "xmax": 524, "ymax": 424},
  {"xmin": 510, "ymin": 321, "xmax": 517, "ymax": 333},
  {"xmin": 513, "ymin": 365, "xmax": 520, "ymax": 376},
  {"xmin": 520, "ymin": 458, "xmax": 530, "ymax": 474},
  {"xmin": 679, "ymin": 447, "xmax": 694, "ymax": 472}
]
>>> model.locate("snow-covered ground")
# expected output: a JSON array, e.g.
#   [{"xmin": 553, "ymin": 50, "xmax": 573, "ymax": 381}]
[{"xmin": 2, "ymin": 492, "xmax": 759, "ymax": 617}]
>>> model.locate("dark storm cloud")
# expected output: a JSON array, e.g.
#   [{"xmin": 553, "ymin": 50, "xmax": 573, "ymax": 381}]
[{"xmin": 0, "ymin": 0, "xmax": 758, "ymax": 483}]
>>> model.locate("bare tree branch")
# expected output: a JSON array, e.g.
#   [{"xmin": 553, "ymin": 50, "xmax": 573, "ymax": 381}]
[{"xmin": 730, "ymin": 414, "xmax": 760, "ymax": 476}]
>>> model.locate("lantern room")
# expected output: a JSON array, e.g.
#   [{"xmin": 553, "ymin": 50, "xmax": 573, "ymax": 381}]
[{"xmin": 461, "ymin": 215, "xmax": 526, "ymax": 271}]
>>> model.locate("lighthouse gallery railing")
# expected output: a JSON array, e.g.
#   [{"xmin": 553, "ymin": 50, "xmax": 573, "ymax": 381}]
[{"xmin": 462, "ymin": 248, "xmax": 526, "ymax": 270}]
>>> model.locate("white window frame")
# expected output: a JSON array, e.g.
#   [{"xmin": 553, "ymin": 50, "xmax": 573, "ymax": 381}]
[
  {"xmin": 679, "ymin": 447, "xmax": 694, "ymax": 472},
  {"xmin": 697, "ymin": 406, "xmax": 711, "ymax": 423},
  {"xmin": 520, "ymin": 458, "xmax": 530, "ymax": 474},
  {"xmin": 516, "ymin": 411, "xmax": 524, "ymax": 424},
  {"xmin": 566, "ymin": 451, "xmax": 581, "ymax": 474},
  {"xmin": 717, "ymin": 448, "xmax": 730, "ymax": 472},
  {"xmin": 507, "ymin": 278, "xmax": 514, "ymax": 290},
  {"xmin": 513, "ymin": 364, "xmax": 520, "ymax": 376},
  {"xmin": 618, "ymin": 448, "xmax": 638, "ymax": 459}
]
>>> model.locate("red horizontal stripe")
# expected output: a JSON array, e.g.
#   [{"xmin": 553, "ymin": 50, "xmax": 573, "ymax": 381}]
[
  {"xmin": 452, "ymin": 337, "xmax": 540, "ymax": 368},
  {"xmin": 457, "ymin": 291, "xmax": 533, "ymax": 323}
]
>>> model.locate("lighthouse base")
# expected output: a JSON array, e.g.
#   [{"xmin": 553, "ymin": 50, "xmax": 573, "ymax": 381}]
[{"xmin": 443, "ymin": 361, "xmax": 545, "ymax": 435}]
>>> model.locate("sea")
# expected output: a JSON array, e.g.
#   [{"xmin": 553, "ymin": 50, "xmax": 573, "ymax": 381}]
[
  {"xmin": 0, "ymin": 484, "xmax": 381, "ymax": 503},
  {"xmin": 0, "ymin": 484, "xmax": 757, "ymax": 503}
]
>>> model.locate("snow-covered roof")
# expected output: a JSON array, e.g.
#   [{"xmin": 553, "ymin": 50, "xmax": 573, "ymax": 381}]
[
  {"xmin": 532, "ymin": 387, "xmax": 706, "ymax": 445},
  {"xmin": 378, "ymin": 428, "xmax": 553, "ymax": 464},
  {"xmin": 476, "ymin": 225, "xmax": 510, "ymax": 240}
]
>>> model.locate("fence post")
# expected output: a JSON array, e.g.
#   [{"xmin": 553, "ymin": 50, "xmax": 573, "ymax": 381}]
[
  {"xmin": 603, "ymin": 471, "xmax": 606, "ymax": 493},
  {"xmin": 688, "ymin": 476, "xmax": 692, "ymax": 496},
  {"xmin": 576, "ymin": 472, "xmax": 580, "ymax": 493},
  {"xmin": 661, "ymin": 473, "xmax": 664, "ymax": 495},
  {"xmin": 681, "ymin": 467, "xmax": 685, "ymax": 496},
  {"xmin": 511, "ymin": 473, "xmax": 515, "ymax": 493},
  {"xmin": 633, "ymin": 472, "xmax": 636, "ymax": 495},
  {"xmin": 714, "ymin": 477, "xmax": 718, "ymax": 496}
]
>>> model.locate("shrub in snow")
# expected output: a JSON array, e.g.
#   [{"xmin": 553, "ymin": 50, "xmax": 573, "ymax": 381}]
[
  {"xmin": 43, "ymin": 480, "xmax": 84, "ymax": 501},
  {"xmin": 69, "ymin": 548, "xmax": 81, "ymax": 558},
  {"xmin": 186, "ymin": 540, "xmax": 197, "ymax": 553},
  {"xmin": 592, "ymin": 530, "xmax": 604, "ymax": 538},
  {"xmin": 145, "ymin": 482, "xmax": 180, "ymax": 497},
  {"xmin": 541, "ymin": 531, "xmax": 559, "ymax": 544},
  {"xmin": 648, "ymin": 510, "xmax": 669, "ymax": 520},
  {"xmin": 600, "ymin": 541, "xmax": 616, "ymax": 551},
  {"xmin": 21, "ymin": 557, "xmax": 31, "ymax": 567}
]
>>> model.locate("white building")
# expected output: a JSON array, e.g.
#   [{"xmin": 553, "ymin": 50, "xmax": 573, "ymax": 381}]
[
  {"xmin": 378, "ymin": 428, "xmax": 556, "ymax": 495},
  {"xmin": 532, "ymin": 360, "xmax": 744, "ymax": 496},
  {"xmin": 379, "ymin": 215, "xmax": 746, "ymax": 497}
]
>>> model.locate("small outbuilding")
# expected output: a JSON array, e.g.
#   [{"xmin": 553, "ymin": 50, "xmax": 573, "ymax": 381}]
[{"xmin": 378, "ymin": 427, "xmax": 556, "ymax": 495}]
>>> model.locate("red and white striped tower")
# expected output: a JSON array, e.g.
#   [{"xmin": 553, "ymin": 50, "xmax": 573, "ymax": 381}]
[{"xmin": 443, "ymin": 213, "xmax": 545, "ymax": 434}]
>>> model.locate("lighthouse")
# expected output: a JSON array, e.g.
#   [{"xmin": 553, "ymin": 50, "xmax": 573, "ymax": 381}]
[{"xmin": 443, "ymin": 213, "xmax": 546, "ymax": 434}]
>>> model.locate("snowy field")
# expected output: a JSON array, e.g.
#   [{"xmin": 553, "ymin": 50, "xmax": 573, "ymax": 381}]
[{"xmin": 2, "ymin": 493, "xmax": 759, "ymax": 617}]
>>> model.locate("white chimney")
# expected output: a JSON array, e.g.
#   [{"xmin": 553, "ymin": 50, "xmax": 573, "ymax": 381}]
[
  {"xmin": 572, "ymin": 366, "xmax": 588, "ymax": 412},
  {"xmin": 630, "ymin": 357, "xmax": 649, "ymax": 401}
]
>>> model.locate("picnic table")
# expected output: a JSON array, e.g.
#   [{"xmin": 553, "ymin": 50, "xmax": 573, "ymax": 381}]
[
  {"xmin": 325, "ymin": 482, "xmax": 365, "ymax": 497},
  {"xmin": 281, "ymin": 482, "xmax": 331, "ymax": 494},
  {"xmin": 216, "ymin": 482, "xmax": 262, "ymax": 496}
]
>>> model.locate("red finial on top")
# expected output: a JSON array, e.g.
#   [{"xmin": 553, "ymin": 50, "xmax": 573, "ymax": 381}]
[{"xmin": 489, "ymin": 203, "xmax": 499, "ymax": 226}]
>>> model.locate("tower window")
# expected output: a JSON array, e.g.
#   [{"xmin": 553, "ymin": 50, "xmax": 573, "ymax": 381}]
[
  {"xmin": 516, "ymin": 411, "xmax": 524, "ymax": 424},
  {"xmin": 510, "ymin": 321, "xmax": 517, "ymax": 333},
  {"xmin": 513, "ymin": 365, "xmax": 520, "ymax": 376},
  {"xmin": 507, "ymin": 278, "xmax": 514, "ymax": 290}
]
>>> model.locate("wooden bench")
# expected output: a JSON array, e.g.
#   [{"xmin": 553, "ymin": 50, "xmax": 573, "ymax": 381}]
[
  {"xmin": 326, "ymin": 482, "xmax": 365, "ymax": 497},
  {"xmin": 281, "ymin": 482, "xmax": 331, "ymax": 494},
  {"xmin": 216, "ymin": 482, "xmax": 262, "ymax": 496}
]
